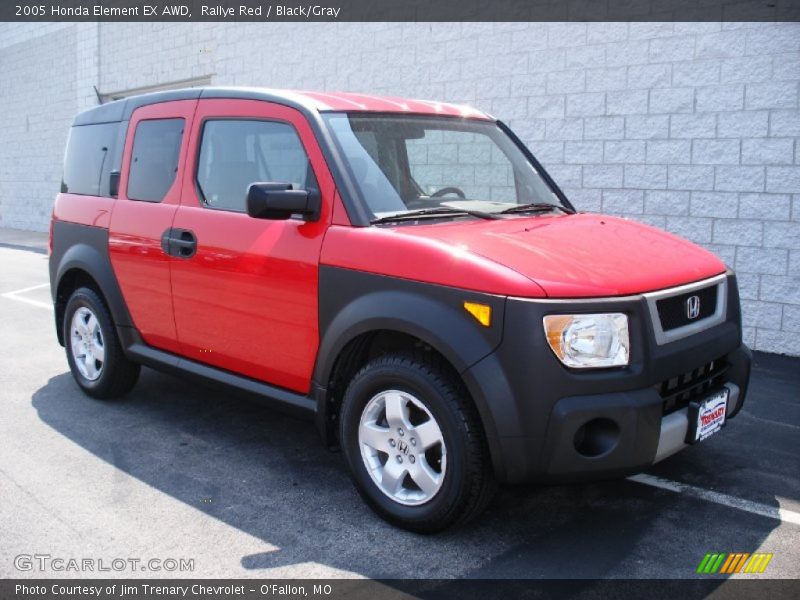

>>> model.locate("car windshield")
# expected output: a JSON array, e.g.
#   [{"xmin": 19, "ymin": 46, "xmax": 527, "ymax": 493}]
[{"xmin": 323, "ymin": 113, "xmax": 565, "ymax": 222}]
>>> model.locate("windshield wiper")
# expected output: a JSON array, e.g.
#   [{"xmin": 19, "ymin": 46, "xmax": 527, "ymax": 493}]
[
  {"xmin": 498, "ymin": 202, "xmax": 574, "ymax": 215},
  {"xmin": 371, "ymin": 206, "xmax": 501, "ymax": 224}
]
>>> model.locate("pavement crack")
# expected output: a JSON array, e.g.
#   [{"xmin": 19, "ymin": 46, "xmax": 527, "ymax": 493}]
[{"xmin": 0, "ymin": 466, "xmax": 85, "ymax": 539}]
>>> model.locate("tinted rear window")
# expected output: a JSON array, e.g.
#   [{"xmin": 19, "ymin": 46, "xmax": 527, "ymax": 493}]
[
  {"xmin": 61, "ymin": 123, "xmax": 120, "ymax": 196},
  {"xmin": 127, "ymin": 118, "xmax": 184, "ymax": 202}
]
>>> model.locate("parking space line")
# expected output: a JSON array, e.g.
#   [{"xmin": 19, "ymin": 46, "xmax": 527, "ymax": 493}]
[
  {"xmin": 4, "ymin": 282, "xmax": 50, "ymax": 295},
  {"xmin": 1, "ymin": 283, "xmax": 52, "ymax": 310},
  {"xmin": 628, "ymin": 473, "xmax": 800, "ymax": 526},
  {"xmin": 739, "ymin": 410, "xmax": 800, "ymax": 431}
]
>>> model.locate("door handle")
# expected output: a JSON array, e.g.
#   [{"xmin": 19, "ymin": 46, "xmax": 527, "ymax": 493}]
[{"xmin": 161, "ymin": 228, "xmax": 197, "ymax": 258}]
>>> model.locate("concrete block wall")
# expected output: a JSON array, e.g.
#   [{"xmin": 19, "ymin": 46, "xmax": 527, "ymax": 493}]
[
  {"xmin": 99, "ymin": 22, "xmax": 216, "ymax": 93},
  {"xmin": 0, "ymin": 21, "xmax": 798, "ymax": 355},
  {"xmin": 216, "ymin": 22, "xmax": 800, "ymax": 354},
  {"xmin": 0, "ymin": 24, "xmax": 77, "ymax": 231}
]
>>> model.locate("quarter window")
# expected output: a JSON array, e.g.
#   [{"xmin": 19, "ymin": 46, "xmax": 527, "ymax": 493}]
[
  {"xmin": 127, "ymin": 118, "xmax": 184, "ymax": 202},
  {"xmin": 196, "ymin": 120, "xmax": 316, "ymax": 212},
  {"xmin": 62, "ymin": 122, "xmax": 121, "ymax": 197}
]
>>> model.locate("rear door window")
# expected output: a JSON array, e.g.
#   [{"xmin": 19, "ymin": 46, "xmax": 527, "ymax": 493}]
[{"xmin": 127, "ymin": 118, "xmax": 184, "ymax": 202}]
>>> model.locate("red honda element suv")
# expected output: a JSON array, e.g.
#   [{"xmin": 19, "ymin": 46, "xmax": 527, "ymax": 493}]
[{"xmin": 50, "ymin": 87, "xmax": 751, "ymax": 532}]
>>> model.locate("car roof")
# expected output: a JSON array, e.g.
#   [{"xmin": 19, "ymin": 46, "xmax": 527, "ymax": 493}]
[
  {"xmin": 72, "ymin": 86, "xmax": 492, "ymax": 126},
  {"xmin": 284, "ymin": 89, "xmax": 490, "ymax": 118}
]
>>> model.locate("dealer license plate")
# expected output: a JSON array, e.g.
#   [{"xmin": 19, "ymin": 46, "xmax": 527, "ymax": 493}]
[{"xmin": 687, "ymin": 388, "xmax": 729, "ymax": 443}]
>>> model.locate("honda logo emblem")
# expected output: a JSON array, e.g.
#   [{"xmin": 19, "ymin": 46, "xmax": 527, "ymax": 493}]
[{"xmin": 686, "ymin": 295, "xmax": 701, "ymax": 320}]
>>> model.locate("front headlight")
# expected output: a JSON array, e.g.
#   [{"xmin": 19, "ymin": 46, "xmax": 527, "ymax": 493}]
[{"xmin": 543, "ymin": 313, "xmax": 629, "ymax": 369}]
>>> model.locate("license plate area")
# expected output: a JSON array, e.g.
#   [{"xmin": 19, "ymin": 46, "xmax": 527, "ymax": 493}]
[{"xmin": 686, "ymin": 388, "xmax": 729, "ymax": 443}]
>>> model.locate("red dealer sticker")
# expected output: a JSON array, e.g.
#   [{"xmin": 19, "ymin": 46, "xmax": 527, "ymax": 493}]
[{"xmin": 688, "ymin": 388, "xmax": 729, "ymax": 443}]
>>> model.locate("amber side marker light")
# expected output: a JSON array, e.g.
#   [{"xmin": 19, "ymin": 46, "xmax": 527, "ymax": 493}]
[{"xmin": 464, "ymin": 301, "xmax": 492, "ymax": 327}]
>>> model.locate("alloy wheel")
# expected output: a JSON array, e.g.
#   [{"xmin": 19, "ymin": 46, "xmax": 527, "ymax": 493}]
[
  {"xmin": 358, "ymin": 389, "xmax": 447, "ymax": 506},
  {"xmin": 70, "ymin": 306, "xmax": 105, "ymax": 381}
]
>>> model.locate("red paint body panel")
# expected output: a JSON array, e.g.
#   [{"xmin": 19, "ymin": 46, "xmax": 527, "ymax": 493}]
[
  {"xmin": 108, "ymin": 100, "xmax": 198, "ymax": 354},
  {"xmin": 320, "ymin": 225, "xmax": 546, "ymax": 297},
  {"xmin": 169, "ymin": 99, "xmax": 335, "ymax": 393},
  {"xmin": 331, "ymin": 190, "xmax": 351, "ymax": 226},
  {"xmin": 291, "ymin": 90, "xmax": 490, "ymax": 119},
  {"xmin": 322, "ymin": 214, "xmax": 726, "ymax": 298},
  {"xmin": 52, "ymin": 193, "xmax": 114, "ymax": 228}
]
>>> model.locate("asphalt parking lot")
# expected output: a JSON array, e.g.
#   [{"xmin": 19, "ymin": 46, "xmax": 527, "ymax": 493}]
[{"xmin": 1, "ymin": 229, "xmax": 798, "ymax": 582}]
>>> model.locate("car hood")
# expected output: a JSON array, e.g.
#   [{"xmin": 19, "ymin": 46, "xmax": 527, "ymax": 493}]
[{"xmin": 394, "ymin": 213, "xmax": 727, "ymax": 297}]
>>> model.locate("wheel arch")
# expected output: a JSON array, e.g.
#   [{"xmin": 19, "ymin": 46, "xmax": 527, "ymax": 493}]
[
  {"xmin": 50, "ymin": 227, "xmax": 133, "ymax": 346},
  {"xmin": 313, "ymin": 272, "xmax": 509, "ymax": 475}
]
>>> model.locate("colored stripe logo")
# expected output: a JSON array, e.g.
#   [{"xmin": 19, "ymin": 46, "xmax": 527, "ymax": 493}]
[{"xmin": 697, "ymin": 552, "xmax": 773, "ymax": 574}]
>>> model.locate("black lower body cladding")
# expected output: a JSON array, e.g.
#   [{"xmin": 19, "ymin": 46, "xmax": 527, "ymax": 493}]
[
  {"xmin": 317, "ymin": 267, "xmax": 750, "ymax": 486},
  {"xmin": 464, "ymin": 272, "xmax": 751, "ymax": 484},
  {"xmin": 314, "ymin": 265, "xmax": 508, "ymax": 443},
  {"xmin": 49, "ymin": 220, "xmax": 134, "ymax": 346}
]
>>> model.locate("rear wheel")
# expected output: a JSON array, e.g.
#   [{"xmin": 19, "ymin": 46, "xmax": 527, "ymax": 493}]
[
  {"xmin": 64, "ymin": 287, "xmax": 140, "ymax": 399},
  {"xmin": 340, "ymin": 353, "xmax": 495, "ymax": 533}
]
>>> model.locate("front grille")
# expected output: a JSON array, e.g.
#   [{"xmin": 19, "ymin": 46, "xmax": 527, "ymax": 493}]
[
  {"xmin": 657, "ymin": 357, "xmax": 728, "ymax": 414},
  {"xmin": 656, "ymin": 283, "xmax": 718, "ymax": 331}
]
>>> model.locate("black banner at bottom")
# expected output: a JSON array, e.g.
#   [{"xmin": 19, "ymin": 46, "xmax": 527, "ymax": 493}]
[{"xmin": 3, "ymin": 579, "xmax": 800, "ymax": 600}]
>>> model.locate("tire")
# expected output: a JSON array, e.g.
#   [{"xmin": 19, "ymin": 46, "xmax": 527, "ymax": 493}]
[
  {"xmin": 340, "ymin": 352, "xmax": 496, "ymax": 533},
  {"xmin": 63, "ymin": 286, "xmax": 140, "ymax": 399}
]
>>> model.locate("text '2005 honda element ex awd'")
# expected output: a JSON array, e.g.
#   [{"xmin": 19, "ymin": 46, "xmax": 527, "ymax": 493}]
[{"xmin": 50, "ymin": 87, "xmax": 751, "ymax": 532}]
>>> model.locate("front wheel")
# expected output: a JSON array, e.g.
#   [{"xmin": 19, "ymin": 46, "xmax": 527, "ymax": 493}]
[
  {"xmin": 340, "ymin": 353, "xmax": 495, "ymax": 533},
  {"xmin": 64, "ymin": 287, "xmax": 140, "ymax": 399}
]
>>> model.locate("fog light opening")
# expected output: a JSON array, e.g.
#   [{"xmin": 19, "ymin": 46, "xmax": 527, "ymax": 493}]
[{"xmin": 574, "ymin": 418, "xmax": 620, "ymax": 458}]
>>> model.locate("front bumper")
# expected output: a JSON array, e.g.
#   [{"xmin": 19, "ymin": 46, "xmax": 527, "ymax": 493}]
[
  {"xmin": 654, "ymin": 382, "xmax": 741, "ymax": 463},
  {"xmin": 462, "ymin": 271, "xmax": 752, "ymax": 484},
  {"xmin": 538, "ymin": 345, "xmax": 750, "ymax": 480}
]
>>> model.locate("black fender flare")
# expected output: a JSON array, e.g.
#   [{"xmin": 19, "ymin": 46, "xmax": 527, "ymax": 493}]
[
  {"xmin": 49, "ymin": 222, "xmax": 133, "ymax": 344},
  {"xmin": 312, "ymin": 267, "xmax": 513, "ymax": 474},
  {"xmin": 314, "ymin": 290, "xmax": 502, "ymax": 382}
]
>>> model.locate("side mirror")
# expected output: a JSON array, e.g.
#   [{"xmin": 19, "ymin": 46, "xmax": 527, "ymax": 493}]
[
  {"xmin": 109, "ymin": 170, "xmax": 120, "ymax": 198},
  {"xmin": 246, "ymin": 182, "xmax": 320, "ymax": 221}
]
